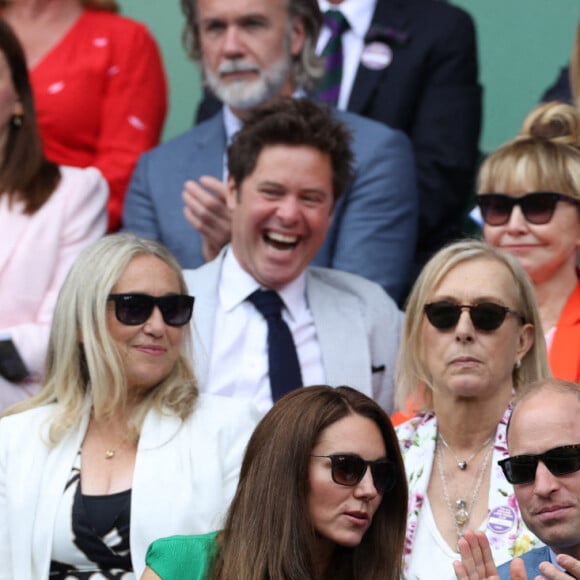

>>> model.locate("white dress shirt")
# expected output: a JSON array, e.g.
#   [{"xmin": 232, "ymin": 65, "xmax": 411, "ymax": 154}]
[
  {"xmin": 317, "ymin": 0, "xmax": 377, "ymax": 110},
  {"xmin": 205, "ymin": 249, "xmax": 326, "ymax": 415}
]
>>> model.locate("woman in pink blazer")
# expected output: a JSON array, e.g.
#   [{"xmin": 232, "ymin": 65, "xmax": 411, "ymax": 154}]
[{"xmin": 0, "ymin": 19, "xmax": 107, "ymax": 411}]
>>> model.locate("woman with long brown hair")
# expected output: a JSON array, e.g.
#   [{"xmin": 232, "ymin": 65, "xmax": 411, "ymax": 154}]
[{"xmin": 143, "ymin": 385, "xmax": 408, "ymax": 580}]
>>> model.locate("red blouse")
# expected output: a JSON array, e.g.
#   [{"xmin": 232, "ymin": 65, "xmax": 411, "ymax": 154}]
[{"xmin": 30, "ymin": 10, "xmax": 168, "ymax": 230}]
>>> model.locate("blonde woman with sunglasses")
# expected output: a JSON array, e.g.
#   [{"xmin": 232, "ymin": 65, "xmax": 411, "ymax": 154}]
[
  {"xmin": 395, "ymin": 239, "xmax": 551, "ymax": 579},
  {"xmin": 0, "ymin": 234, "xmax": 259, "ymax": 579},
  {"xmin": 477, "ymin": 101, "xmax": 580, "ymax": 382}
]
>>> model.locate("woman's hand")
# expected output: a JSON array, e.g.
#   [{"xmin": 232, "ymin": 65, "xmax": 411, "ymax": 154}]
[{"xmin": 453, "ymin": 529, "xmax": 504, "ymax": 580}]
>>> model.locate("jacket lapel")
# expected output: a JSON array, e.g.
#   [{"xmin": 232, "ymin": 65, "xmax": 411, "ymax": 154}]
[
  {"xmin": 306, "ymin": 270, "xmax": 371, "ymax": 388},
  {"xmin": 348, "ymin": 0, "xmax": 410, "ymax": 115},
  {"xmin": 0, "ymin": 196, "xmax": 29, "ymax": 277}
]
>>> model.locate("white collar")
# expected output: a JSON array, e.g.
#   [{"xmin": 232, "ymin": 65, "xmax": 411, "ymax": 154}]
[
  {"xmin": 219, "ymin": 247, "xmax": 307, "ymax": 322},
  {"xmin": 318, "ymin": 0, "xmax": 377, "ymax": 40}
]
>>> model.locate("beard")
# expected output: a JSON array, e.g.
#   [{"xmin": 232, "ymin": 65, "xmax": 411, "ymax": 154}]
[{"xmin": 203, "ymin": 52, "xmax": 293, "ymax": 111}]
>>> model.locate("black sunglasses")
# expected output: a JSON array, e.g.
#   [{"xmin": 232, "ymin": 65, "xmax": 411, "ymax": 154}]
[
  {"xmin": 424, "ymin": 301, "xmax": 524, "ymax": 332},
  {"xmin": 311, "ymin": 453, "xmax": 396, "ymax": 494},
  {"xmin": 108, "ymin": 293, "xmax": 194, "ymax": 326},
  {"xmin": 477, "ymin": 192, "xmax": 579, "ymax": 226},
  {"xmin": 498, "ymin": 444, "xmax": 580, "ymax": 485}
]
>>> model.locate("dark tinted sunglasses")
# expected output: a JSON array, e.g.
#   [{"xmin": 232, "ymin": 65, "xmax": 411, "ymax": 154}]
[
  {"xmin": 311, "ymin": 453, "xmax": 396, "ymax": 494},
  {"xmin": 498, "ymin": 444, "xmax": 580, "ymax": 485},
  {"xmin": 477, "ymin": 192, "xmax": 579, "ymax": 226},
  {"xmin": 108, "ymin": 293, "xmax": 194, "ymax": 326},
  {"xmin": 424, "ymin": 301, "xmax": 524, "ymax": 332}
]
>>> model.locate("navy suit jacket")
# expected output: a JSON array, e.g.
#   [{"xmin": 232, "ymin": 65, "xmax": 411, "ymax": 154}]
[
  {"xmin": 196, "ymin": 0, "xmax": 482, "ymax": 273},
  {"xmin": 122, "ymin": 107, "xmax": 418, "ymax": 302},
  {"xmin": 497, "ymin": 546, "xmax": 551, "ymax": 580}
]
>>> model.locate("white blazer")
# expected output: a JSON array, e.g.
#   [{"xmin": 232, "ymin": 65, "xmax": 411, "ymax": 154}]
[
  {"xmin": 185, "ymin": 247, "xmax": 404, "ymax": 413},
  {"xmin": 0, "ymin": 394, "xmax": 260, "ymax": 578}
]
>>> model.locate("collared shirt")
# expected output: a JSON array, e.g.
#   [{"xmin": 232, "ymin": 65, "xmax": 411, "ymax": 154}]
[
  {"xmin": 317, "ymin": 0, "xmax": 377, "ymax": 110},
  {"xmin": 205, "ymin": 248, "xmax": 326, "ymax": 415}
]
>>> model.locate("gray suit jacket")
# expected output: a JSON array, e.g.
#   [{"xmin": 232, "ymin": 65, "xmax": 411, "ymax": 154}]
[
  {"xmin": 183, "ymin": 248, "xmax": 403, "ymax": 413},
  {"xmin": 122, "ymin": 108, "xmax": 418, "ymax": 303},
  {"xmin": 497, "ymin": 546, "xmax": 552, "ymax": 580}
]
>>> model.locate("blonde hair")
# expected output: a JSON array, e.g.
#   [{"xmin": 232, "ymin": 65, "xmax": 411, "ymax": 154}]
[
  {"xmin": 4, "ymin": 234, "xmax": 198, "ymax": 443},
  {"xmin": 477, "ymin": 101, "xmax": 580, "ymax": 199},
  {"xmin": 395, "ymin": 240, "xmax": 551, "ymax": 412}
]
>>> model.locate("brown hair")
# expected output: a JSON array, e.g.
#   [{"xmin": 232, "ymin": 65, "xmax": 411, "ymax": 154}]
[
  {"xmin": 211, "ymin": 386, "xmax": 407, "ymax": 580},
  {"xmin": 82, "ymin": 0, "xmax": 119, "ymax": 11},
  {"xmin": 0, "ymin": 18, "xmax": 60, "ymax": 214},
  {"xmin": 180, "ymin": 0, "xmax": 324, "ymax": 90},
  {"xmin": 477, "ymin": 101, "xmax": 580, "ymax": 200},
  {"xmin": 228, "ymin": 97, "xmax": 353, "ymax": 203}
]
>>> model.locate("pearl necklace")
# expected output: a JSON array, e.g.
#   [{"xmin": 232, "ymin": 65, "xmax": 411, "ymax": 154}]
[
  {"xmin": 435, "ymin": 439, "xmax": 493, "ymax": 543},
  {"xmin": 438, "ymin": 431, "xmax": 493, "ymax": 470}
]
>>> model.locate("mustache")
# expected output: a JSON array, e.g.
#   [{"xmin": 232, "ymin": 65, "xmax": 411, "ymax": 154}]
[{"xmin": 217, "ymin": 59, "xmax": 260, "ymax": 75}]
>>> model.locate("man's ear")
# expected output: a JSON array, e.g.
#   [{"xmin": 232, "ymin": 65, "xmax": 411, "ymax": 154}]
[
  {"xmin": 226, "ymin": 175, "xmax": 238, "ymax": 210},
  {"xmin": 289, "ymin": 16, "xmax": 306, "ymax": 58}
]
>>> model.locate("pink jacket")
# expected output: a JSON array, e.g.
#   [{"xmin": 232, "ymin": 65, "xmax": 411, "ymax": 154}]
[{"xmin": 0, "ymin": 166, "xmax": 107, "ymax": 407}]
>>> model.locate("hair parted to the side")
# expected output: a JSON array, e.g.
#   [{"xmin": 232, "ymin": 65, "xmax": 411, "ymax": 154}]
[
  {"xmin": 227, "ymin": 96, "xmax": 353, "ymax": 203},
  {"xmin": 396, "ymin": 240, "xmax": 551, "ymax": 413},
  {"xmin": 0, "ymin": 18, "xmax": 60, "ymax": 214},
  {"xmin": 3, "ymin": 234, "xmax": 198, "ymax": 443},
  {"xmin": 477, "ymin": 101, "xmax": 580, "ymax": 201},
  {"xmin": 180, "ymin": 0, "xmax": 324, "ymax": 90},
  {"xmin": 211, "ymin": 385, "xmax": 407, "ymax": 580}
]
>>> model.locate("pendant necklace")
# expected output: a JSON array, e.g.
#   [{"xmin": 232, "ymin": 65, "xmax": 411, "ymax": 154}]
[
  {"xmin": 436, "ymin": 439, "xmax": 493, "ymax": 544},
  {"xmin": 438, "ymin": 431, "xmax": 493, "ymax": 470}
]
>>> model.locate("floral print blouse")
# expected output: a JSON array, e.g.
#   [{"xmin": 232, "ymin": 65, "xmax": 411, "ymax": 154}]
[{"xmin": 396, "ymin": 404, "xmax": 542, "ymax": 576}]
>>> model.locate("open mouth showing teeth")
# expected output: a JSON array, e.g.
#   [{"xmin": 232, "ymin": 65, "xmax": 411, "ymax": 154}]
[{"xmin": 264, "ymin": 231, "xmax": 299, "ymax": 250}]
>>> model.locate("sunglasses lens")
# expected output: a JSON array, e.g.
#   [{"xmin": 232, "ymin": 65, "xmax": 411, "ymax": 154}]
[
  {"xmin": 544, "ymin": 448, "xmax": 580, "ymax": 477},
  {"xmin": 424, "ymin": 302, "xmax": 460, "ymax": 330},
  {"xmin": 478, "ymin": 195, "xmax": 513, "ymax": 226},
  {"xmin": 470, "ymin": 303, "xmax": 508, "ymax": 331},
  {"xmin": 331, "ymin": 455, "xmax": 366, "ymax": 486},
  {"xmin": 371, "ymin": 461, "xmax": 396, "ymax": 494},
  {"xmin": 159, "ymin": 295, "xmax": 194, "ymax": 326},
  {"xmin": 501, "ymin": 457, "xmax": 537, "ymax": 484},
  {"xmin": 521, "ymin": 194, "xmax": 557, "ymax": 225},
  {"xmin": 115, "ymin": 295, "xmax": 154, "ymax": 325}
]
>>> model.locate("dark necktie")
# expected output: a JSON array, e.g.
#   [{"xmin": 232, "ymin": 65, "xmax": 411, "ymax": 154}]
[
  {"xmin": 247, "ymin": 289, "xmax": 303, "ymax": 402},
  {"xmin": 316, "ymin": 10, "xmax": 351, "ymax": 105}
]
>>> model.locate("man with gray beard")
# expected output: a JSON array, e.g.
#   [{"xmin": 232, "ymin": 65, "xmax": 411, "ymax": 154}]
[{"xmin": 122, "ymin": 0, "xmax": 418, "ymax": 304}]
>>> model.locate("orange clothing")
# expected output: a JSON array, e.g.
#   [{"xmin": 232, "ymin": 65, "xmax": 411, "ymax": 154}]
[
  {"xmin": 30, "ymin": 10, "xmax": 168, "ymax": 231},
  {"xmin": 549, "ymin": 281, "xmax": 580, "ymax": 382}
]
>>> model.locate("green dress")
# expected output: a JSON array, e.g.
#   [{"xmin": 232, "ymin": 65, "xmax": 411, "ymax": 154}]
[{"xmin": 146, "ymin": 531, "xmax": 219, "ymax": 579}]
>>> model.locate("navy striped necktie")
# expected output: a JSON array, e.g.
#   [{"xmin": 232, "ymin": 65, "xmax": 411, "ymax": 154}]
[
  {"xmin": 316, "ymin": 10, "xmax": 351, "ymax": 105},
  {"xmin": 247, "ymin": 289, "xmax": 303, "ymax": 402}
]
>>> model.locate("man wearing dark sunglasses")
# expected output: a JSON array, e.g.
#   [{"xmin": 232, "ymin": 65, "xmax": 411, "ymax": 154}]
[
  {"xmin": 454, "ymin": 378, "xmax": 580, "ymax": 580},
  {"xmin": 182, "ymin": 97, "xmax": 403, "ymax": 416}
]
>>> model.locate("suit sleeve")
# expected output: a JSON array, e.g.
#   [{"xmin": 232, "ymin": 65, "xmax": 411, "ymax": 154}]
[
  {"xmin": 8, "ymin": 168, "xmax": 108, "ymax": 375},
  {"xmin": 326, "ymin": 120, "xmax": 418, "ymax": 304},
  {"xmin": 121, "ymin": 151, "xmax": 163, "ymax": 241},
  {"xmin": 92, "ymin": 22, "xmax": 167, "ymax": 231},
  {"xmin": 410, "ymin": 8, "xmax": 481, "ymax": 254}
]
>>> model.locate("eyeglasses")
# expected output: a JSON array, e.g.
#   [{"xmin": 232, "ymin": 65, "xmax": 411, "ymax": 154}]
[
  {"xmin": 424, "ymin": 301, "xmax": 524, "ymax": 332},
  {"xmin": 108, "ymin": 293, "xmax": 194, "ymax": 326},
  {"xmin": 477, "ymin": 192, "xmax": 579, "ymax": 226},
  {"xmin": 498, "ymin": 444, "xmax": 580, "ymax": 485},
  {"xmin": 311, "ymin": 453, "xmax": 396, "ymax": 494}
]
